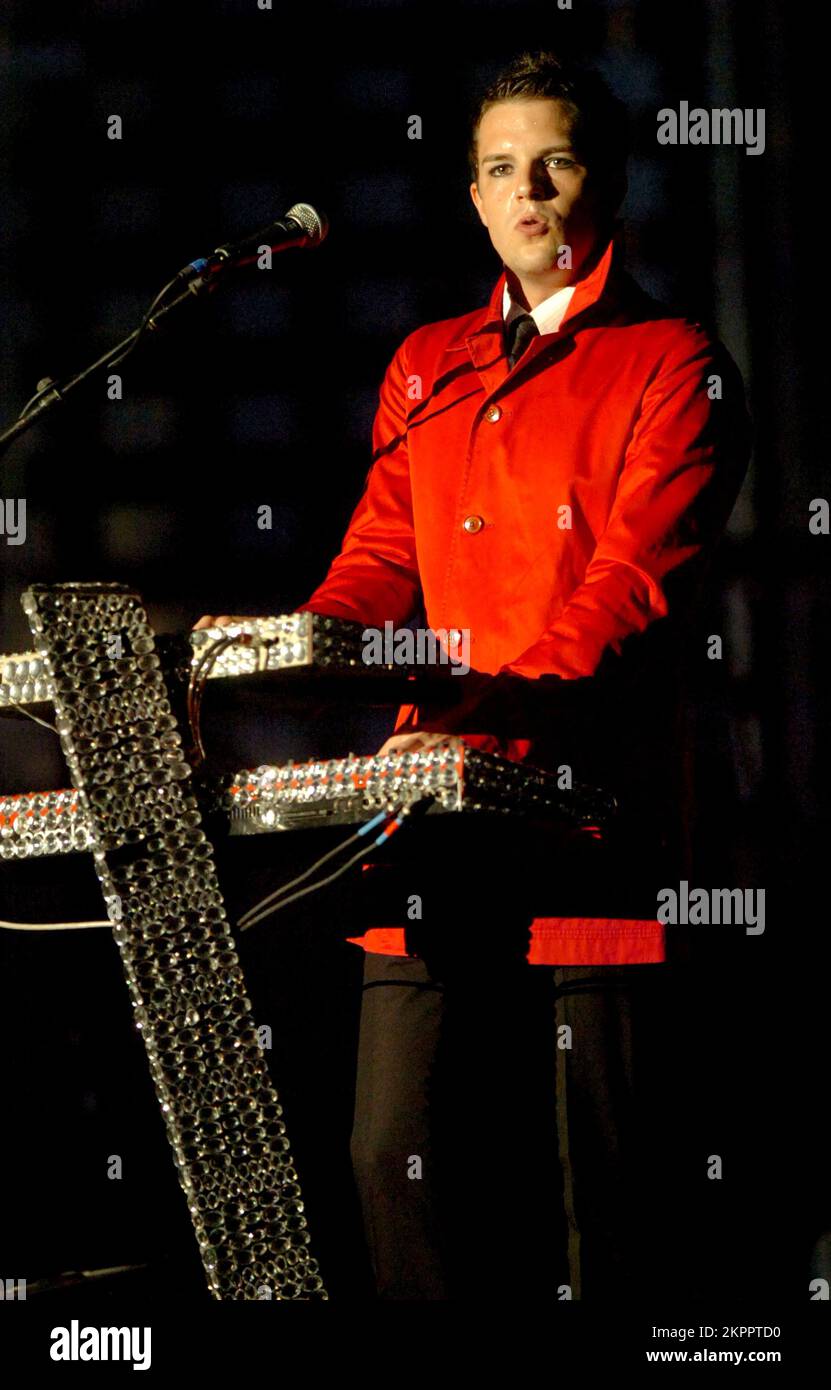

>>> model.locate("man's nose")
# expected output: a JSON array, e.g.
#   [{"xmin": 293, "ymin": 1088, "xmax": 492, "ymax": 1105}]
[{"xmin": 515, "ymin": 166, "xmax": 552, "ymax": 199}]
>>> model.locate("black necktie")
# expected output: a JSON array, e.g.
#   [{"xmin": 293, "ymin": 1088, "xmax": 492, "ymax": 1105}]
[{"xmin": 506, "ymin": 312, "xmax": 539, "ymax": 369}]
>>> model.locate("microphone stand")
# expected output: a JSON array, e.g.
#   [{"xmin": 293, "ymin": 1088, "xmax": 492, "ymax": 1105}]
[
  {"xmin": 23, "ymin": 1262, "xmax": 153, "ymax": 1298},
  {"xmin": 0, "ymin": 270, "xmax": 217, "ymax": 460}
]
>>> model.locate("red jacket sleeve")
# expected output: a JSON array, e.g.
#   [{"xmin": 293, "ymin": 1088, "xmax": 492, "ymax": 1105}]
[
  {"xmin": 500, "ymin": 331, "xmax": 752, "ymax": 681},
  {"xmin": 297, "ymin": 336, "xmax": 420, "ymax": 628}
]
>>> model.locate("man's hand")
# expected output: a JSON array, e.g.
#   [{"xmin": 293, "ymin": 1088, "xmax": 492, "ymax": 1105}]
[
  {"xmin": 192, "ymin": 615, "xmax": 260, "ymax": 631},
  {"xmin": 374, "ymin": 669, "xmax": 566, "ymax": 762},
  {"xmin": 376, "ymin": 731, "xmax": 459, "ymax": 757}
]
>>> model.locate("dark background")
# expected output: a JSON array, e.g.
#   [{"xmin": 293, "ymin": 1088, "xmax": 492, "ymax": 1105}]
[{"xmin": 0, "ymin": 0, "xmax": 825, "ymax": 1304}]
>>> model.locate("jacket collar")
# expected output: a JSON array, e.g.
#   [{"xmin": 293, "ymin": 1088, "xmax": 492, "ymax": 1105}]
[{"xmin": 457, "ymin": 221, "xmax": 627, "ymax": 395}]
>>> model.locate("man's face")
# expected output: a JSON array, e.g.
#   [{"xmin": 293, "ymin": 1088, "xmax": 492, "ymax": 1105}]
[{"xmin": 470, "ymin": 97, "xmax": 613, "ymax": 302}]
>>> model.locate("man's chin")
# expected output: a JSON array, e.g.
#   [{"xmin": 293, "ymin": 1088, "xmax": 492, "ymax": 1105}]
[{"xmin": 503, "ymin": 252, "xmax": 564, "ymax": 280}]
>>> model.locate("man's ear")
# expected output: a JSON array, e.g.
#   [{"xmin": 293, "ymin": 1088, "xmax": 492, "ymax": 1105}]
[{"xmin": 469, "ymin": 180, "xmax": 488, "ymax": 227}]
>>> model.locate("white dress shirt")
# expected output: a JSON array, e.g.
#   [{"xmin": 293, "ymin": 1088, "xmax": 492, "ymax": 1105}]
[{"xmin": 502, "ymin": 279, "xmax": 577, "ymax": 334}]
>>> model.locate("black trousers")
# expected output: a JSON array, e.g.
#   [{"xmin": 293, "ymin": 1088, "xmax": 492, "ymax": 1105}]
[{"xmin": 349, "ymin": 945, "xmax": 673, "ymax": 1300}]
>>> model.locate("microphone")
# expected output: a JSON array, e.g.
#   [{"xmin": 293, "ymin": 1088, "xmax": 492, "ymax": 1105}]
[{"xmin": 182, "ymin": 203, "xmax": 328, "ymax": 280}]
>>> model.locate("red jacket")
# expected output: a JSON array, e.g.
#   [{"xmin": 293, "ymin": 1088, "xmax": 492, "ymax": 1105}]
[{"xmin": 300, "ymin": 228, "xmax": 752, "ymax": 964}]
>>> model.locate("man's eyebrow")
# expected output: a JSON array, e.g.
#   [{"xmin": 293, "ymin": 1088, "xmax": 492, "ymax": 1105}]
[{"xmin": 480, "ymin": 146, "xmax": 575, "ymax": 164}]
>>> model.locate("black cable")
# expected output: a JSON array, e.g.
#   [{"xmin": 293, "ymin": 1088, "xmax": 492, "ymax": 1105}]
[
  {"xmin": 107, "ymin": 269, "xmax": 196, "ymax": 373},
  {"xmin": 238, "ymin": 804, "xmax": 412, "ymax": 933},
  {"xmin": 236, "ymin": 812, "xmax": 392, "ymax": 927},
  {"xmin": 186, "ymin": 631, "xmax": 250, "ymax": 765}
]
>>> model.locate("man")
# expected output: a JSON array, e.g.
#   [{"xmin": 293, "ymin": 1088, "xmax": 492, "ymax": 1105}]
[{"xmin": 196, "ymin": 51, "xmax": 752, "ymax": 1299}]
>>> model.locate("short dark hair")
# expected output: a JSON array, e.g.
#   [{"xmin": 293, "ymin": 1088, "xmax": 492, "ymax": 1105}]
[{"xmin": 468, "ymin": 50, "xmax": 629, "ymax": 190}]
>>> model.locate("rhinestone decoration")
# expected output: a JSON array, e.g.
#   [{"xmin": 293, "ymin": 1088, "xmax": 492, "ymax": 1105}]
[
  {"xmin": 18, "ymin": 582, "xmax": 327, "ymax": 1301},
  {"xmin": 1, "ymin": 746, "xmax": 617, "ymax": 859},
  {"xmin": 1, "ymin": 611, "xmax": 370, "ymax": 709},
  {"xmin": 220, "ymin": 744, "xmax": 617, "ymax": 834},
  {"xmin": 0, "ymin": 649, "xmax": 53, "ymax": 705},
  {"xmin": 0, "ymin": 788, "xmax": 91, "ymax": 859},
  {"xmin": 228, "ymin": 745, "xmax": 464, "ymax": 832}
]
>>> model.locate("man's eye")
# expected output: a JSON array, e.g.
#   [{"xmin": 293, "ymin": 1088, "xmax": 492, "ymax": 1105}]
[{"xmin": 487, "ymin": 157, "xmax": 575, "ymax": 176}]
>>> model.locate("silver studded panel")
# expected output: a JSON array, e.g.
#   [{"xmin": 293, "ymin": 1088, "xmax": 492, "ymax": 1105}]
[
  {"xmin": 0, "ymin": 746, "xmax": 618, "ymax": 860},
  {"xmin": 0, "ymin": 788, "xmax": 91, "ymax": 859},
  {"xmin": 0, "ymin": 610, "xmax": 371, "ymax": 709},
  {"xmin": 221, "ymin": 747, "xmax": 617, "ymax": 835},
  {"xmin": 20, "ymin": 581, "xmax": 327, "ymax": 1301}
]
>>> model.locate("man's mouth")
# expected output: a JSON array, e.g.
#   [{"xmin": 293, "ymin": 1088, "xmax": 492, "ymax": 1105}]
[{"xmin": 515, "ymin": 215, "xmax": 549, "ymax": 236}]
